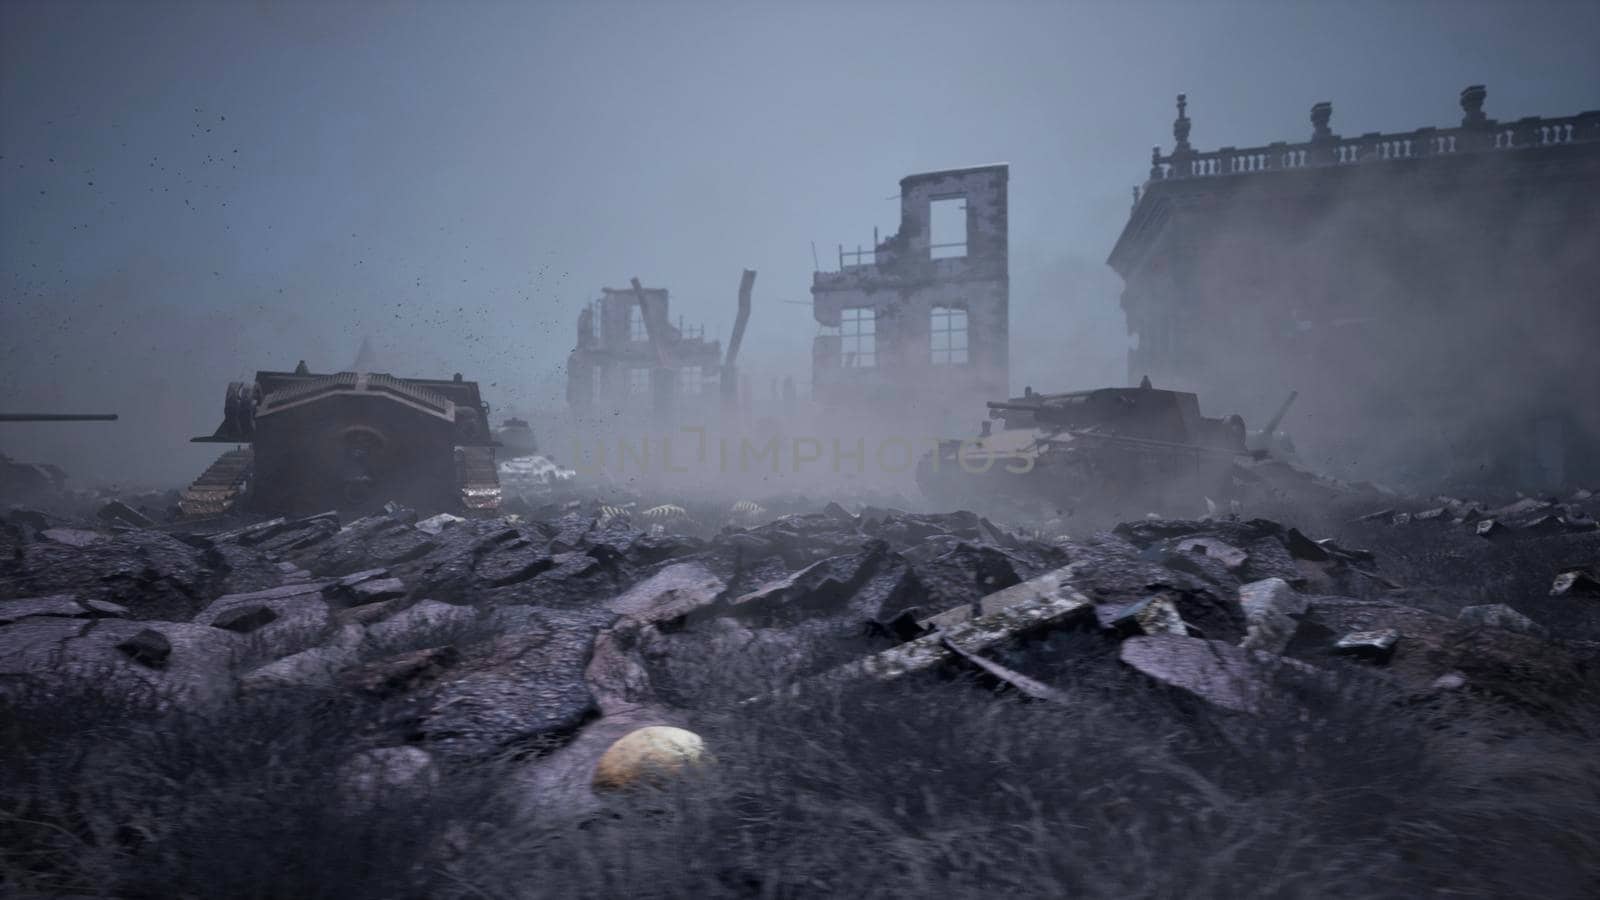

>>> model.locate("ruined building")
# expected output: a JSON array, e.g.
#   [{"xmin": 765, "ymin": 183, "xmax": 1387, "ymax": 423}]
[
  {"xmin": 812, "ymin": 165, "xmax": 1009, "ymax": 434},
  {"xmin": 566, "ymin": 286, "xmax": 722, "ymax": 422},
  {"xmin": 1109, "ymin": 87, "xmax": 1600, "ymax": 488}
]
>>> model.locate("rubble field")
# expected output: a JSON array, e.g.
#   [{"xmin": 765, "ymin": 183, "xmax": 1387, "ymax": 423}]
[{"xmin": 3, "ymin": 488, "xmax": 1599, "ymax": 898}]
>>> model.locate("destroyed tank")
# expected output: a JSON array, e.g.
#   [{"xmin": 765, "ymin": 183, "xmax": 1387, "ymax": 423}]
[
  {"xmin": 915, "ymin": 378, "xmax": 1256, "ymax": 520},
  {"xmin": 494, "ymin": 417, "xmax": 538, "ymax": 457},
  {"xmin": 183, "ymin": 365, "xmax": 501, "ymax": 518}
]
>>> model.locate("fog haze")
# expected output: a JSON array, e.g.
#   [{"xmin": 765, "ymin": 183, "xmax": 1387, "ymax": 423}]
[{"xmin": 3, "ymin": 0, "xmax": 1597, "ymax": 487}]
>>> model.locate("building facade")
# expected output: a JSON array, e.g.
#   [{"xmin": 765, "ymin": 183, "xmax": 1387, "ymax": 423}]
[
  {"xmin": 1108, "ymin": 87, "xmax": 1600, "ymax": 489},
  {"xmin": 811, "ymin": 165, "xmax": 1009, "ymax": 435},
  {"xmin": 566, "ymin": 285, "xmax": 722, "ymax": 424}
]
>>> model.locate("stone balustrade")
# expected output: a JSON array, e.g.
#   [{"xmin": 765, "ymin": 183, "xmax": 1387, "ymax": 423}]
[{"xmin": 1144, "ymin": 86, "xmax": 1600, "ymax": 185}]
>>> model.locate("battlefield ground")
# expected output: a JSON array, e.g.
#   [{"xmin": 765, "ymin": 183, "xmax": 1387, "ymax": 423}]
[{"xmin": 3, "ymin": 465, "xmax": 1599, "ymax": 899}]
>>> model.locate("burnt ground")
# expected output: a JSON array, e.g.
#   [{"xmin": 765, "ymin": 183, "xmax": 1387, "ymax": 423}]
[{"xmin": 2, "ymin": 484, "xmax": 1599, "ymax": 899}]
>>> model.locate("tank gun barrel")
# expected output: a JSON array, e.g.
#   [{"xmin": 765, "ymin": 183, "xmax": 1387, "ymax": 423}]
[
  {"xmin": 0, "ymin": 413, "xmax": 119, "ymax": 422},
  {"xmin": 985, "ymin": 400, "xmax": 1049, "ymax": 413},
  {"xmin": 1261, "ymin": 390, "xmax": 1298, "ymax": 435}
]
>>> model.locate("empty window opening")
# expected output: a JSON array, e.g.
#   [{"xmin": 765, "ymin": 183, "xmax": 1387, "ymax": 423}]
[
  {"xmin": 930, "ymin": 196, "xmax": 968, "ymax": 259},
  {"xmin": 629, "ymin": 304, "xmax": 647, "ymax": 342},
  {"xmin": 841, "ymin": 307, "xmax": 877, "ymax": 368},
  {"xmin": 931, "ymin": 307, "xmax": 968, "ymax": 365},
  {"xmin": 628, "ymin": 367, "xmax": 651, "ymax": 396},
  {"xmin": 680, "ymin": 366, "xmax": 704, "ymax": 395}
]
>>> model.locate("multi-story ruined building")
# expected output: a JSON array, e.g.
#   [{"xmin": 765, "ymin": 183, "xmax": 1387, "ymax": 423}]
[
  {"xmin": 566, "ymin": 285, "xmax": 722, "ymax": 423},
  {"xmin": 812, "ymin": 165, "xmax": 1009, "ymax": 435},
  {"xmin": 1109, "ymin": 87, "xmax": 1600, "ymax": 488}
]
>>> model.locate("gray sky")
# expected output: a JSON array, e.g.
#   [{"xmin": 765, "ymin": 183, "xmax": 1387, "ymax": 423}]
[{"xmin": 3, "ymin": 0, "xmax": 1598, "ymax": 485}]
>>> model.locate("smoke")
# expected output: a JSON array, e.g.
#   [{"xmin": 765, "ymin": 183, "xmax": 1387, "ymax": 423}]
[
  {"xmin": 1139, "ymin": 148, "xmax": 1600, "ymax": 492},
  {"xmin": 4, "ymin": 0, "xmax": 1596, "ymax": 500}
]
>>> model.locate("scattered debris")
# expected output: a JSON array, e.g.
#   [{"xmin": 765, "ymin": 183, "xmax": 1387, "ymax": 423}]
[
  {"xmin": 1475, "ymin": 519, "xmax": 1511, "ymax": 540},
  {"xmin": 1120, "ymin": 635, "xmax": 1316, "ymax": 715},
  {"xmin": 1108, "ymin": 593, "xmax": 1191, "ymax": 636},
  {"xmin": 1237, "ymin": 577, "xmax": 1306, "ymax": 654},
  {"xmin": 1551, "ymin": 570, "xmax": 1600, "ymax": 598},
  {"xmin": 343, "ymin": 645, "xmax": 462, "ymax": 698},
  {"xmin": 115, "ymin": 628, "xmax": 172, "ymax": 669},
  {"xmin": 416, "ymin": 513, "xmax": 466, "ymax": 535},
  {"xmin": 937, "ymin": 630, "xmax": 1069, "ymax": 703},
  {"xmin": 1176, "ymin": 537, "xmax": 1249, "ymax": 571},
  {"xmin": 1332, "ymin": 628, "xmax": 1401, "ymax": 663},
  {"xmin": 210, "ymin": 603, "xmax": 279, "ymax": 634},
  {"xmin": 97, "ymin": 499, "xmax": 154, "ymax": 528},
  {"xmin": 1458, "ymin": 604, "xmax": 1547, "ymax": 639},
  {"xmin": 3, "ymin": 480, "xmax": 1596, "ymax": 809}
]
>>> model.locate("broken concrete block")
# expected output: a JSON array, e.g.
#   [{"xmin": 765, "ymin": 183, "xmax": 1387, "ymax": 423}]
[
  {"xmin": 211, "ymin": 603, "xmax": 279, "ymax": 634},
  {"xmin": 1120, "ymin": 635, "xmax": 1316, "ymax": 715},
  {"xmin": 1108, "ymin": 594, "xmax": 1190, "ymax": 636},
  {"xmin": 605, "ymin": 561, "xmax": 726, "ymax": 625},
  {"xmin": 723, "ymin": 533, "xmax": 776, "ymax": 557},
  {"xmin": 1283, "ymin": 528, "xmax": 1329, "ymax": 562},
  {"xmin": 1551, "ymin": 570, "xmax": 1600, "ymax": 598},
  {"xmin": 1176, "ymin": 537, "xmax": 1248, "ymax": 571},
  {"xmin": 1314, "ymin": 538, "xmax": 1375, "ymax": 565},
  {"xmin": 1489, "ymin": 498, "xmax": 1553, "ymax": 521},
  {"xmin": 348, "ymin": 577, "xmax": 408, "ymax": 605},
  {"xmin": 365, "ymin": 599, "xmax": 477, "ymax": 646},
  {"xmin": 1237, "ymin": 577, "xmax": 1306, "ymax": 654},
  {"xmin": 415, "ymin": 513, "xmax": 466, "ymax": 536},
  {"xmin": 82, "ymin": 598, "xmax": 129, "ymax": 617},
  {"xmin": 1332, "ymin": 628, "xmax": 1400, "ymax": 663},
  {"xmin": 115, "ymin": 628, "xmax": 172, "ymax": 669},
  {"xmin": 382, "ymin": 501, "xmax": 417, "ymax": 523},
  {"xmin": 189, "ymin": 584, "xmax": 332, "ymax": 663},
  {"xmin": 0, "ymin": 595, "xmax": 86, "ymax": 624},
  {"xmin": 1564, "ymin": 510, "xmax": 1598, "ymax": 531},
  {"xmin": 240, "ymin": 626, "xmax": 366, "ymax": 691},
  {"xmin": 407, "ymin": 607, "xmax": 601, "ymax": 764},
  {"xmin": 343, "ymin": 645, "xmax": 461, "ymax": 698},
  {"xmin": 1520, "ymin": 515, "xmax": 1571, "ymax": 536},
  {"xmin": 1474, "ymin": 519, "xmax": 1510, "ymax": 540},
  {"xmin": 328, "ymin": 568, "xmax": 392, "ymax": 588},
  {"xmin": 40, "ymin": 527, "xmax": 103, "ymax": 547},
  {"xmin": 1458, "ymin": 604, "xmax": 1547, "ymax": 639},
  {"xmin": 920, "ymin": 562, "xmax": 1088, "ymax": 632},
  {"xmin": 333, "ymin": 597, "xmax": 407, "ymax": 627},
  {"xmin": 97, "ymin": 499, "xmax": 154, "ymax": 528},
  {"xmin": 325, "ymin": 576, "xmax": 407, "ymax": 607}
]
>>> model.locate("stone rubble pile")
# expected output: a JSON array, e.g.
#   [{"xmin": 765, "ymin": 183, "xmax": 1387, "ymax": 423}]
[{"xmin": 3, "ymin": 494, "xmax": 1597, "ymax": 813}]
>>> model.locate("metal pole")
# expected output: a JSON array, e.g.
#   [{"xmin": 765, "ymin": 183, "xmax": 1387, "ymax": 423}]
[{"xmin": 0, "ymin": 413, "xmax": 119, "ymax": 422}]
